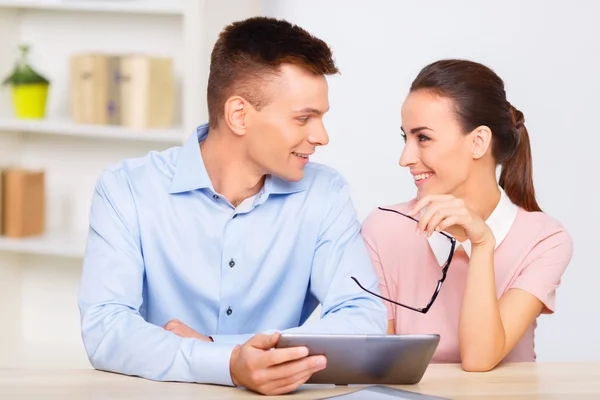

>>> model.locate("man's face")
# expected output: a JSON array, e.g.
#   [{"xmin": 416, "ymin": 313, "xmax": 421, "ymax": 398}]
[{"xmin": 244, "ymin": 64, "xmax": 330, "ymax": 182}]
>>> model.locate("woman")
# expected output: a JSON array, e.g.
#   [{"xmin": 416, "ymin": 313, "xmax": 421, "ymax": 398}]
[{"xmin": 360, "ymin": 59, "xmax": 573, "ymax": 372}]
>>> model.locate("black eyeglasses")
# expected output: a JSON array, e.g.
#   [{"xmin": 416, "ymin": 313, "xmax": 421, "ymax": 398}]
[{"xmin": 352, "ymin": 206, "xmax": 456, "ymax": 314}]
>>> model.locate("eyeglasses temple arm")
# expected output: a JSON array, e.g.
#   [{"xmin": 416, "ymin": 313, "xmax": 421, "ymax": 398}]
[
  {"xmin": 350, "ymin": 276, "xmax": 424, "ymax": 314},
  {"xmin": 377, "ymin": 207, "xmax": 456, "ymax": 240}
]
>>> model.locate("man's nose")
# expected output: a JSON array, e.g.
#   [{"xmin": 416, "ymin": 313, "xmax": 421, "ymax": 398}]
[{"xmin": 308, "ymin": 122, "xmax": 329, "ymax": 146}]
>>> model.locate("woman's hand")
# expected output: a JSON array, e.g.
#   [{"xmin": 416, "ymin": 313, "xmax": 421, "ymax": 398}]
[{"xmin": 410, "ymin": 194, "xmax": 495, "ymax": 247}]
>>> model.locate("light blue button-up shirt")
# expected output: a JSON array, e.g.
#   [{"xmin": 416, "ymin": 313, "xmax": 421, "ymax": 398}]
[{"xmin": 78, "ymin": 124, "xmax": 387, "ymax": 386}]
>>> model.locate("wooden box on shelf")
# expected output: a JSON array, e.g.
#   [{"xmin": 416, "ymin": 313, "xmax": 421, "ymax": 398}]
[
  {"xmin": 1, "ymin": 168, "xmax": 45, "ymax": 238},
  {"xmin": 70, "ymin": 53, "xmax": 122, "ymax": 125},
  {"xmin": 70, "ymin": 53, "xmax": 174, "ymax": 129},
  {"xmin": 120, "ymin": 55, "xmax": 174, "ymax": 129}
]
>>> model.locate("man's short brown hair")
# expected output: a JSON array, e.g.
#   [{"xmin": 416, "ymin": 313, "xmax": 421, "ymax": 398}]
[{"xmin": 207, "ymin": 16, "xmax": 339, "ymax": 127}]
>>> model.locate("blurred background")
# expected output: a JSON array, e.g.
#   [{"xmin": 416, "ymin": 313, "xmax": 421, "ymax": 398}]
[{"xmin": 0, "ymin": 0, "xmax": 597, "ymax": 369}]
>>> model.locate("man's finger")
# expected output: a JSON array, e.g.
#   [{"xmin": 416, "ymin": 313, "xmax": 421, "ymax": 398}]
[
  {"xmin": 270, "ymin": 355, "xmax": 325, "ymax": 380},
  {"xmin": 248, "ymin": 332, "xmax": 280, "ymax": 350},
  {"xmin": 258, "ymin": 346, "xmax": 309, "ymax": 369},
  {"xmin": 266, "ymin": 364, "xmax": 322, "ymax": 396},
  {"xmin": 263, "ymin": 372, "xmax": 312, "ymax": 396}
]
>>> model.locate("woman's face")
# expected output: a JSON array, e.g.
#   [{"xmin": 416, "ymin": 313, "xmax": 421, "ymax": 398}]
[{"xmin": 399, "ymin": 89, "xmax": 475, "ymax": 199}]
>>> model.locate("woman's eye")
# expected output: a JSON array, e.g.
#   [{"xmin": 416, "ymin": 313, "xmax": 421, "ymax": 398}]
[{"xmin": 418, "ymin": 134, "xmax": 430, "ymax": 142}]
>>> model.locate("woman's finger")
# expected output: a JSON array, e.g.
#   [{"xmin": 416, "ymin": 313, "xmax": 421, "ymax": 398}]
[
  {"xmin": 410, "ymin": 194, "xmax": 453, "ymax": 216},
  {"xmin": 424, "ymin": 207, "xmax": 457, "ymax": 236},
  {"xmin": 427, "ymin": 206, "xmax": 468, "ymax": 236},
  {"xmin": 417, "ymin": 200, "xmax": 452, "ymax": 234},
  {"xmin": 436, "ymin": 215, "xmax": 461, "ymax": 233}
]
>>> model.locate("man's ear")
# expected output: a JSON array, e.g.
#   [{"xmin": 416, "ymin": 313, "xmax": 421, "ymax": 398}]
[
  {"xmin": 223, "ymin": 96, "xmax": 247, "ymax": 136},
  {"xmin": 470, "ymin": 125, "xmax": 493, "ymax": 160}
]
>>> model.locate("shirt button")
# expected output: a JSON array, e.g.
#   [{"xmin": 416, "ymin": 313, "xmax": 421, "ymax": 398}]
[
  {"xmin": 226, "ymin": 307, "xmax": 233, "ymax": 316},
  {"xmin": 213, "ymin": 194, "xmax": 219, "ymax": 199},
  {"xmin": 232, "ymin": 214, "xmax": 237, "ymax": 219},
  {"xmin": 229, "ymin": 259, "xmax": 235, "ymax": 268}
]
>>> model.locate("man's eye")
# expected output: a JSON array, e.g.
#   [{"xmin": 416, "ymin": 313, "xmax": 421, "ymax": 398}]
[{"xmin": 298, "ymin": 116, "xmax": 310, "ymax": 123}]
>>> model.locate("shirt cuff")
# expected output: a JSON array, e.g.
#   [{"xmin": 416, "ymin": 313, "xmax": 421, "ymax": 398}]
[
  {"xmin": 192, "ymin": 341, "xmax": 238, "ymax": 386},
  {"xmin": 210, "ymin": 334, "xmax": 254, "ymax": 345}
]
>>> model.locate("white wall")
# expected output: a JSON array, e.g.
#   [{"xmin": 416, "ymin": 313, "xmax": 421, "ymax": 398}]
[{"xmin": 264, "ymin": 0, "xmax": 600, "ymax": 361}]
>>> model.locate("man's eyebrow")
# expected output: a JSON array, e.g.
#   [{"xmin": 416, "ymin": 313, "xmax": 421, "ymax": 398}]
[{"xmin": 295, "ymin": 106, "xmax": 329, "ymax": 116}]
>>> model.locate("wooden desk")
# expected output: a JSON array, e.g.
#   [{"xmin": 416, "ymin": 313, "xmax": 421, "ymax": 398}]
[{"xmin": 0, "ymin": 362, "xmax": 598, "ymax": 399}]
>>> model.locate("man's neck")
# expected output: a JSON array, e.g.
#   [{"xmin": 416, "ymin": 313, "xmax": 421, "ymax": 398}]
[{"xmin": 200, "ymin": 127, "xmax": 265, "ymax": 207}]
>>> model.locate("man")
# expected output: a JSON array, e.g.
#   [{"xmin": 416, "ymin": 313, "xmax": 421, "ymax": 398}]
[{"xmin": 78, "ymin": 16, "xmax": 386, "ymax": 396}]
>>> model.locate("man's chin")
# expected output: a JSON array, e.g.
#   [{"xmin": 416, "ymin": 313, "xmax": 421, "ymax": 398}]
[
  {"xmin": 285, "ymin": 172, "xmax": 304, "ymax": 182},
  {"xmin": 275, "ymin": 169, "xmax": 304, "ymax": 183}
]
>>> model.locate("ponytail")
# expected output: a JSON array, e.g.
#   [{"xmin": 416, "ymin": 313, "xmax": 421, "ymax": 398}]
[{"xmin": 498, "ymin": 104, "xmax": 542, "ymax": 212}]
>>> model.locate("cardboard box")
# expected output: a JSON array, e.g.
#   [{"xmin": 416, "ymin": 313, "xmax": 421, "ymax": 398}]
[
  {"xmin": 2, "ymin": 169, "xmax": 45, "ymax": 238},
  {"xmin": 70, "ymin": 53, "xmax": 122, "ymax": 125},
  {"xmin": 119, "ymin": 55, "xmax": 174, "ymax": 129}
]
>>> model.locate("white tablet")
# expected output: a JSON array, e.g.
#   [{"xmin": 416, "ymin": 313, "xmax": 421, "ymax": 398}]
[{"xmin": 275, "ymin": 333, "xmax": 440, "ymax": 385}]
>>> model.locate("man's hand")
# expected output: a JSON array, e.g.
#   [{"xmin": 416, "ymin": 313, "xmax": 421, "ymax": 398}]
[
  {"xmin": 164, "ymin": 319, "xmax": 213, "ymax": 342},
  {"xmin": 230, "ymin": 332, "xmax": 327, "ymax": 395}
]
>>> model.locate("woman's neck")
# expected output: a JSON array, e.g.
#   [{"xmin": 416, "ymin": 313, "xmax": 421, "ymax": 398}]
[{"xmin": 453, "ymin": 169, "xmax": 501, "ymax": 221}]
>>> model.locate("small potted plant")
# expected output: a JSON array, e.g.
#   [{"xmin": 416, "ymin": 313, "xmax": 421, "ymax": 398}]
[{"xmin": 2, "ymin": 44, "xmax": 50, "ymax": 119}]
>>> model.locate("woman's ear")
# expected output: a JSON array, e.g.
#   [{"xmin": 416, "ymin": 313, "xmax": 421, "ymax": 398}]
[{"xmin": 470, "ymin": 125, "xmax": 493, "ymax": 160}]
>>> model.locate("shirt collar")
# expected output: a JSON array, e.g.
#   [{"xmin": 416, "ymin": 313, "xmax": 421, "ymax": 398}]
[
  {"xmin": 169, "ymin": 124, "xmax": 213, "ymax": 194},
  {"xmin": 169, "ymin": 123, "xmax": 309, "ymax": 195},
  {"xmin": 426, "ymin": 188, "xmax": 518, "ymax": 266}
]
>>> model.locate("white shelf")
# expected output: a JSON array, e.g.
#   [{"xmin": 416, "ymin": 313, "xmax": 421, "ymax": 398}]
[
  {"xmin": 0, "ymin": 0, "xmax": 184, "ymax": 15},
  {"xmin": 0, "ymin": 117, "xmax": 185, "ymax": 143},
  {"xmin": 0, "ymin": 231, "xmax": 86, "ymax": 258},
  {"xmin": 0, "ymin": 0, "xmax": 261, "ymax": 372}
]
